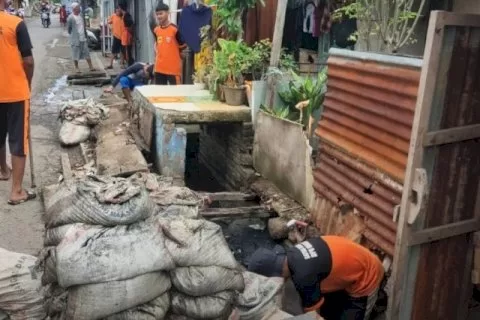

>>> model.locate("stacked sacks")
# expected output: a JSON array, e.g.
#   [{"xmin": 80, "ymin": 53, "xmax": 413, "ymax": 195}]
[
  {"xmin": 42, "ymin": 176, "xmax": 172, "ymax": 320},
  {"xmin": 42, "ymin": 173, "xmax": 248, "ymax": 320},
  {"xmin": 0, "ymin": 248, "xmax": 46, "ymax": 320},
  {"xmin": 164, "ymin": 218, "xmax": 245, "ymax": 319}
]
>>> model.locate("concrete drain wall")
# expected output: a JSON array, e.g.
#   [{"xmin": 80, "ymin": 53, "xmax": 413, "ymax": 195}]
[{"xmin": 199, "ymin": 123, "xmax": 255, "ymax": 191}]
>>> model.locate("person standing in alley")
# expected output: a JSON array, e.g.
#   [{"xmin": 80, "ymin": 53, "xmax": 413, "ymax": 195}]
[
  {"xmin": 59, "ymin": 4, "xmax": 67, "ymax": 28},
  {"xmin": 153, "ymin": 3, "xmax": 186, "ymax": 85},
  {"xmin": 119, "ymin": 2, "xmax": 134, "ymax": 66},
  {"xmin": 67, "ymin": 2, "xmax": 95, "ymax": 73},
  {"xmin": 0, "ymin": 0, "xmax": 36, "ymax": 204},
  {"xmin": 107, "ymin": 7, "xmax": 125, "ymax": 69}
]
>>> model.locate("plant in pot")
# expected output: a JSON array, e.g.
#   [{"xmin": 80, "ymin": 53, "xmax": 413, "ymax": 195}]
[
  {"xmin": 213, "ymin": 39, "xmax": 251, "ymax": 106},
  {"xmin": 278, "ymin": 69, "xmax": 328, "ymax": 137},
  {"xmin": 245, "ymin": 40, "xmax": 298, "ymax": 116}
]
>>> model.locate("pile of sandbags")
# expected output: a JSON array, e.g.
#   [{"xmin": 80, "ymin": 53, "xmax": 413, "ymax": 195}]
[
  {"xmin": 164, "ymin": 218, "xmax": 245, "ymax": 319},
  {"xmin": 41, "ymin": 174, "xmax": 249, "ymax": 320},
  {"xmin": 58, "ymin": 98, "xmax": 108, "ymax": 146},
  {"xmin": 0, "ymin": 248, "xmax": 46, "ymax": 320},
  {"xmin": 42, "ymin": 175, "xmax": 172, "ymax": 320}
]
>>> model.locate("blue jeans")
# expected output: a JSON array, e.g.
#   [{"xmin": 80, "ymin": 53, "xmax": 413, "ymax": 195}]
[{"xmin": 119, "ymin": 76, "xmax": 143, "ymax": 90}]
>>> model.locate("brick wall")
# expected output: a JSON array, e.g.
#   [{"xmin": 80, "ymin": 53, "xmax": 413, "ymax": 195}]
[{"xmin": 199, "ymin": 123, "xmax": 255, "ymax": 191}]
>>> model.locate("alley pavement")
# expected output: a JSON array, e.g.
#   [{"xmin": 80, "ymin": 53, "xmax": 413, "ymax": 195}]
[{"xmin": 0, "ymin": 15, "xmax": 101, "ymax": 255}]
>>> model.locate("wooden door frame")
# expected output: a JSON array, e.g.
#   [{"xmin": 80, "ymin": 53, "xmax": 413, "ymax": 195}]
[{"xmin": 387, "ymin": 10, "xmax": 480, "ymax": 320}]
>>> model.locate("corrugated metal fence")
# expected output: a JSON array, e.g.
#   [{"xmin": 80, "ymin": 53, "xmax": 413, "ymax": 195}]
[{"xmin": 313, "ymin": 49, "xmax": 422, "ymax": 256}]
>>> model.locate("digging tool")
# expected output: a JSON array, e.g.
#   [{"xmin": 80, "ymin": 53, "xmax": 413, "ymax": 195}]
[{"xmin": 28, "ymin": 120, "xmax": 36, "ymax": 188}]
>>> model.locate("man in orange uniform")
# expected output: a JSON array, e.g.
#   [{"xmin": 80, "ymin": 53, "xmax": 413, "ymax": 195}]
[
  {"xmin": 107, "ymin": 7, "xmax": 124, "ymax": 69},
  {"xmin": 248, "ymin": 236, "xmax": 385, "ymax": 320},
  {"xmin": 153, "ymin": 3, "xmax": 186, "ymax": 85},
  {"xmin": 119, "ymin": 2, "xmax": 134, "ymax": 66},
  {"xmin": 0, "ymin": 0, "xmax": 36, "ymax": 205}
]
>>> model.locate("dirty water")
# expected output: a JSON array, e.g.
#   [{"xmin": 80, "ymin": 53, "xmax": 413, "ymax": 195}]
[
  {"xmin": 216, "ymin": 218, "xmax": 279, "ymax": 267},
  {"xmin": 45, "ymin": 75, "xmax": 68, "ymax": 103}
]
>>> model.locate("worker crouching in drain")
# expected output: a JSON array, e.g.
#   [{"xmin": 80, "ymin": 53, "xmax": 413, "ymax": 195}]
[{"xmin": 248, "ymin": 236, "xmax": 385, "ymax": 320}]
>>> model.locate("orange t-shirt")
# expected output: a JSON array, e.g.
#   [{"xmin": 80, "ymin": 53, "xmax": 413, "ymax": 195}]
[
  {"xmin": 121, "ymin": 12, "xmax": 134, "ymax": 46},
  {"xmin": 286, "ymin": 236, "xmax": 384, "ymax": 312},
  {"xmin": 319, "ymin": 236, "xmax": 384, "ymax": 297},
  {"xmin": 0, "ymin": 12, "xmax": 31, "ymax": 102},
  {"xmin": 154, "ymin": 23, "xmax": 186, "ymax": 76},
  {"xmin": 109, "ymin": 14, "xmax": 124, "ymax": 39}
]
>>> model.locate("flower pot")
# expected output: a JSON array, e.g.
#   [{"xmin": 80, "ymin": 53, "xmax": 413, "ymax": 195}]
[{"xmin": 222, "ymin": 85, "xmax": 245, "ymax": 106}]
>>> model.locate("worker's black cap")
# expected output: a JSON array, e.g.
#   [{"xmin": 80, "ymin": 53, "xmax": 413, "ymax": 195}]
[{"xmin": 247, "ymin": 245, "xmax": 286, "ymax": 277}]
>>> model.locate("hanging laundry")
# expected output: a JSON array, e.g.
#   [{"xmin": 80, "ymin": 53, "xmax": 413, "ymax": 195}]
[
  {"xmin": 178, "ymin": 3, "xmax": 213, "ymax": 53},
  {"xmin": 313, "ymin": 0, "xmax": 332, "ymax": 36},
  {"xmin": 303, "ymin": 1, "xmax": 316, "ymax": 34}
]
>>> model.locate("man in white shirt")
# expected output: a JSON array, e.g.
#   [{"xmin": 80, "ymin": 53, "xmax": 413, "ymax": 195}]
[{"xmin": 67, "ymin": 2, "xmax": 95, "ymax": 73}]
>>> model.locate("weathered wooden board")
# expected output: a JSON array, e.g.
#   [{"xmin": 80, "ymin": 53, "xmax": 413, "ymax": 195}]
[{"xmin": 96, "ymin": 105, "xmax": 148, "ymax": 177}]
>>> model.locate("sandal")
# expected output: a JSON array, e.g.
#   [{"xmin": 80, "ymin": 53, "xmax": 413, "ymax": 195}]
[{"xmin": 8, "ymin": 190, "xmax": 37, "ymax": 205}]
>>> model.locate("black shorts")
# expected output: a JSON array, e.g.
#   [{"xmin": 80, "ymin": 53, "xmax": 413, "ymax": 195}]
[
  {"xmin": 0, "ymin": 100, "xmax": 30, "ymax": 156},
  {"xmin": 112, "ymin": 36, "xmax": 123, "ymax": 55},
  {"xmin": 154, "ymin": 73, "xmax": 179, "ymax": 85}
]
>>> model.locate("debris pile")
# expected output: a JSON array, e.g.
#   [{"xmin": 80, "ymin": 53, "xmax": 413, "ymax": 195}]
[
  {"xmin": 39, "ymin": 174, "xmax": 285, "ymax": 320},
  {"xmin": 58, "ymin": 98, "xmax": 109, "ymax": 146}
]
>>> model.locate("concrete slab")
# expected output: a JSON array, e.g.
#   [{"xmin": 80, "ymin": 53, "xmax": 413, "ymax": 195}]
[
  {"xmin": 135, "ymin": 85, "xmax": 251, "ymax": 123},
  {"xmin": 96, "ymin": 104, "xmax": 149, "ymax": 177}
]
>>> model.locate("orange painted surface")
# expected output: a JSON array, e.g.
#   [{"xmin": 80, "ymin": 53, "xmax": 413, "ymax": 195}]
[{"xmin": 148, "ymin": 96, "xmax": 186, "ymax": 103}]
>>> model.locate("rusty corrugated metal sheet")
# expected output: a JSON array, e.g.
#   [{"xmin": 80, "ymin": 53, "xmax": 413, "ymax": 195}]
[
  {"xmin": 411, "ymin": 25, "xmax": 480, "ymax": 320},
  {"xmin": 313, "ymin": 49, "xmax": 422, "ymax": 256},
  {"xmin": 316, "ymin": 50, "xmax": 422, "ymax": 182},
  {"xmin": 313, "ymin": 141, "xmax": 401, "ymax": 256}
]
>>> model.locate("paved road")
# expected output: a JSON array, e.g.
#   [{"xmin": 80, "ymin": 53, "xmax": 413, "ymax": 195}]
[{"xmin": 0, "ymin": 16, "xmax": 68, "ymax": 255}]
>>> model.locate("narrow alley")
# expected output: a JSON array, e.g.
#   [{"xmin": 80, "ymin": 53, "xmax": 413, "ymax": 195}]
[{"xmin": 0, "ymin": 1, "xmax": 479, "ymax": 320}]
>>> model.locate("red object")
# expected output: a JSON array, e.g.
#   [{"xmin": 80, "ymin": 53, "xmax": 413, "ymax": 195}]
[{"xmin": 59, "ymin": 7, "xmax": 67, "ymax": 23}]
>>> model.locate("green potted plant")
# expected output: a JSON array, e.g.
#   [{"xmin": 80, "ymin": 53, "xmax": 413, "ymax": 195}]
[
  {"xmin": 278, "ymin": 69, "xmax": 328, "ymax": 137},
  {"xmin": 213, "ymin": 39, "xmax": 251, "ymax": 106}
]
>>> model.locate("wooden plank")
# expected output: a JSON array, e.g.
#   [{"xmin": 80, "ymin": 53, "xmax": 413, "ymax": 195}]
[
  {"xmin": 60, "ymin": 152, "xmax": 73, "ymax": 181},
  {"xmin": 199, "ymin": 192, "xmax": 257, "ymax": 202},
  {"xmin": 96, "ymin": 105, "xmax": 149, "ymax": 177},
  {"xmin": 423, "ymin": 123, "xmax": 480, "ymax": 147},
  {"xmin": 387, "ymin": 11, "xmax": 447, "ymax": 320},
  {"xmin": 408, "ymin": 218, "xmax": 480, "ymax": 246},
  {"xmin": 438, "ymin": 11, "xmax": 480, "ymax": 28},
  {"xmin": 67, "ymin": 71, "xmax": 107, "ymax": 80},
  {"xmin": 200, "ymin": 206, "xmax": 272, "ymax": 219},
  {"xmin": 264, "ymin": 0, "xmax": 288, "ymax": 108},
  {"xmin": 69, "ymin": 77, "xmax": 111, "ymax": 85}
]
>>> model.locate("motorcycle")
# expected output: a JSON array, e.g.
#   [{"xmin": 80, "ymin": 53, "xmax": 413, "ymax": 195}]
[
  {"xmin": 41, "ymin": 7, "xmax": 50, "ymax": 28},
  {"xmin": 86, "ymin": 29, "xmax": 100, "ymax": 50}
]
